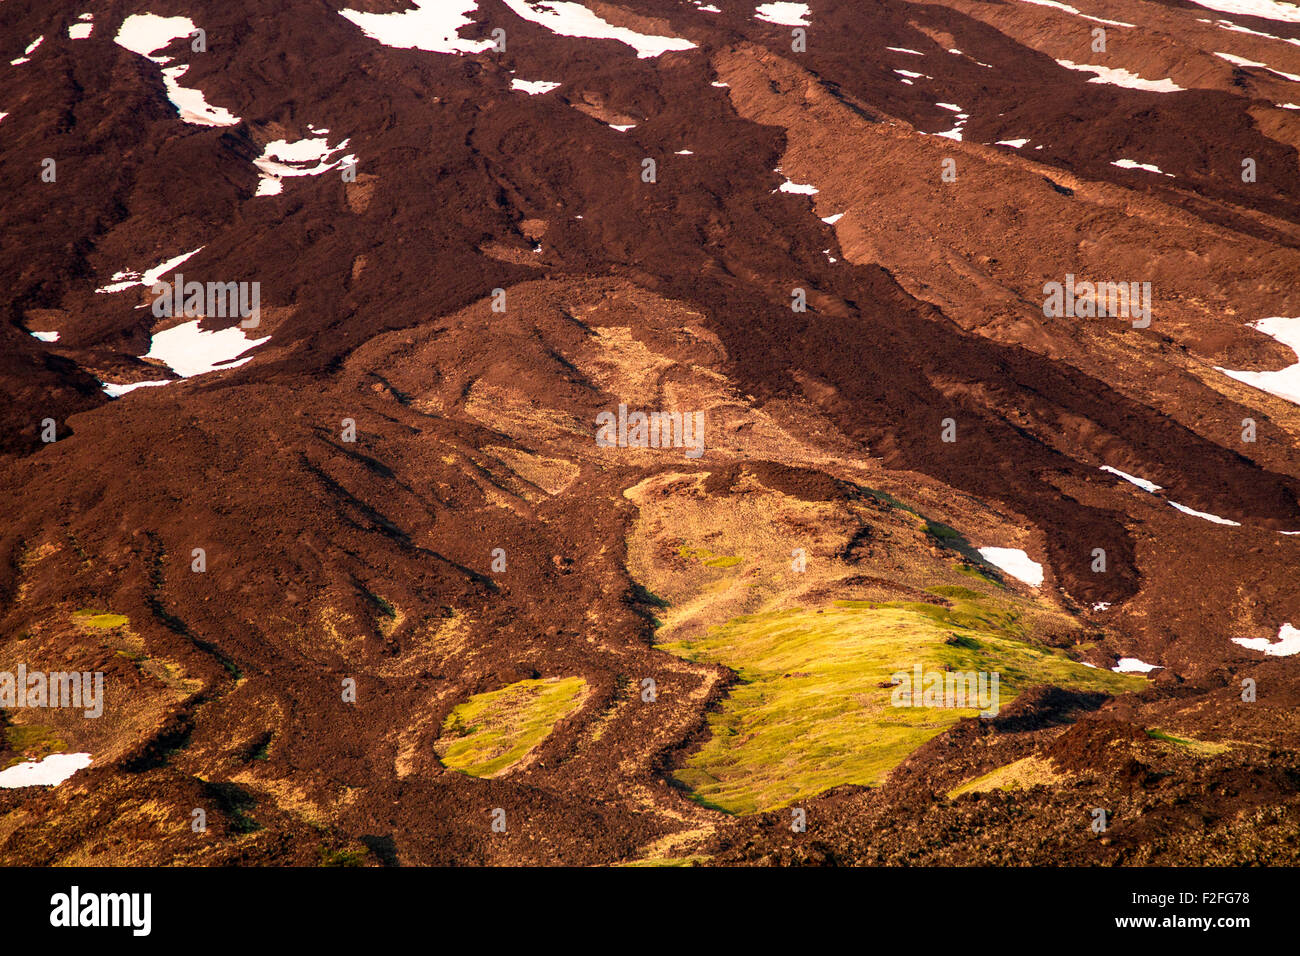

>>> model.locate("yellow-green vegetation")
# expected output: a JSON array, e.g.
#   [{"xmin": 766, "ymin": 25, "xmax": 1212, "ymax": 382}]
[
  {"xmin": 318, "ymin": 844, "xmax": 368, "ymax": 867},
  {"xmin": 677, "ymin": 544, "xmax": 743, "ymax": 569},
  {"xmin": 658, "ymin": 595, "xmax": 1147, "ymax": 814},
  {"xmin": 71, "ymin": 610, "xmax": 199, "ymax": 697},
  {"xmin": 366, "ymin": 592, "xmax": 404, "ymax": 637},
  {"xmin": 948, "ymin": 755, "xmax": 1065, "ymax": 799},
  {"xmin": 3, "ymin": 724, "xmax": 67, "ymax": 769},
  {"xmin": 436, "ymin": 676, "xmax": 587, "ymax": 777},
  {"xmin": 955, "ymin": 563, "xmax": 1004, "ymax": 587},
  {"xmin": 138, "ymin": 658, "xmax": 203, "ymax": 697},
  {"xmin": 924, "ymin": 521, "xmax": 964, "ymax": 544},
  {"xmin": 619, "ymin": 854, "xmax": 712, "ymax": 867},
  {"xmin": 73, "ymin": 610, "xmax": 129, "ymax": 629},
  {"xmin": 1145, "ymin": 728, "xmax": 1230, "ymax": 756}
]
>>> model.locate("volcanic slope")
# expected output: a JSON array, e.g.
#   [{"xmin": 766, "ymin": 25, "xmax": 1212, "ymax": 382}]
[{"xmin": 1, "ymin": 0, "xmax": 1298, "ymax": 864}]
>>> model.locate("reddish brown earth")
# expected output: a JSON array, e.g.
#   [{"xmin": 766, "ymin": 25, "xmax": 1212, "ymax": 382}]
[{"xmin": 1, "ymin": 0, "xmax": 1298, "ymax": 865}]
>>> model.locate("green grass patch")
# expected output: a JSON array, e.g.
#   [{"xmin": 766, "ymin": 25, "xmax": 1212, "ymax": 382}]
[
  {"xmin": 73, "ymin": 610, "xmax": 129, "ymax": 629},
  {"xmin": 925, "ymin": 521, "xmax": 963, "ymax": 543},
  {"xmin": 1145, "ymin": 728, "xmax": 1229, "ymax": 756},
  {"xmin": 658, "ymin": 597, "xmax": 1145, "ymax": 815},
  {"xmin": 678, "ymin": 544, "xmax": 743, "ymax": 569},
  {"xmin": 620, "ymin": 854, "xmax": 712, "ymax": 867},
  {"xmin": 436, "ymin": 676, "xmax": 587, "ymax": 778},
  {"xmin": 2, "ymin": 724, "xmax": 67, "ymax": 769},
  {"xmin": 629, "ymin": 582, "xmax": 669, "ymax": 609},
  {"xmin": 928, "ymin": 585, "xmax": 983, "ymax": 601},
  {"xmin": 368, "ymin": 593, "xmax": 397, "ymax": 619},
  {"xmin": 948, "ymin": 755, "xmax": 1063, "ymax": 799},
  {"xmin": 203, "ymin": 781, "xmax": 262, "ymax": 834},
  {"xmin": 318, "ymin": 844, "xmax": 368, "ymax": 867},
  {"xmin": 955, "ymin": 563, "xmax": 1004, "ymax": 588}
]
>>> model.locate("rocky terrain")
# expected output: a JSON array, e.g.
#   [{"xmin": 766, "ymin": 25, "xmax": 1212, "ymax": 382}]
[{"xmin": 1, "ymin": 0, "xmax": 1298, "ymax": 865}]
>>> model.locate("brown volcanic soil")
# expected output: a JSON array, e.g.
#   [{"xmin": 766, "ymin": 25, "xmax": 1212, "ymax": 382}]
[{"xmin": 1, "ymin": 0, "xmax": 1298, "ymax": 864}]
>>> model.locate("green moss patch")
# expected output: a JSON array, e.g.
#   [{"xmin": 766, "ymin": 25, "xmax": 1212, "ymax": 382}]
[
  {"xmin": 928, "ymin": 585, "xmax": 983, "ymax": 601},
  {"xmin": 948, "ymin": 755, "xmax": 1065, "ymax": 799},
  {"xmin": 1145, "ymin": 728, "xmax": 1230, "ymax": 756},
  {"xmin": 678, "ymin": 544, "xmax": 744, "ymax": 569},
  {"xmin": 3, "ymin": 724, "xmax": 67, "ymax": 769},
  {"xmin": 658, "ymin": 596, "xmax": 1146, "ymax": 815},
  {"xmin": 955, "ymin": 563, "xmax": 1004, "ymax": 587},
  {"xmin": 436, "ymin": 677, "xmax": 588, "ymax": 778},
  {"xmin": 73, "ymin": 610, "xmax": 129, "ymax": 629}
]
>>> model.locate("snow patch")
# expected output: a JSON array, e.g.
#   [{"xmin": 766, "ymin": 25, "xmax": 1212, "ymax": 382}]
[
  {"xmin": 1100, "ymin": 464, "xmax": 1242, "ymax": 527},
  {"xmin": 102, "ymin": 380, "xmax": 171, "ymax": 398},
  {"xmin": 30, "ymin": 330, "xmax": 59, "ymax": 342},
  {"xmin": 253, "ymin": 137, "xmax": 353, "ymax": 196},
  {"xmin": 144, "ymin": 320, "xmax": 270, "ymax": 378},
  {"xmin": 1233, "ymin": 622, "xmax": 1300, "ymax": 656},
  {"xmin": 930, "ymin": 104, "xmax": 969, "ymax": 141},
  {"xmin": 821, "ymin": 212, "xmax": 844, "ymax": 224},
  {"xmin": 1217, "ymin": 51, "xmax": 1268, "ymax": 67},
  {"xmin": 950, "ymin": 48, "xmax": 996, "ymax": 68},
  {"xmin": 114, "ymin": 15, "xmax": 241, "ymax": 127},
  {"xmin": 114, "ymin": 14, "xmax": 194, "ymax": 56},
  {"xmin": 1217, "ymin": 49, "xmax": 1300, "ymax": 79},
  {"xmin": 159, "ymin": 64, "xmax": 241, "ymax": 126},
  {"xmin": 1017, "ymin": 0, "xmax": 1135, "ymax": 27},
  {"xmin": 977, "ymin": 547, "xmax": 1044, "ymax": 587},
  {"xmin": 10, "ymin": 35, "xmax": 44, "ymax": 65},
  {"xmin": 778, "ymin": 179, "xmax": 818, "ymax": 194},
  {"xmin": 1111, "ymin": 158, "xmax": 1174, "ymax": 176},
  {"xmin": 754, "ymin": 2, "xmax": 811, "ymax": 26},
  {"xmin": 887, "ymin": 47, "xmax": 924, "ymax": 55},
  {"xmin": 996, "ymin": 138, "xmax": 1029, "ymax": 148},
  {"xmin": 0, "ymin": 753, "xmax": 92, "ymax": 789},
  {"xmin": 1167, "ymin": 501, "xmax": 1241, "ymax": 526},
  {"xmin": 511, "ymin": 78, "xmax": 561, "ymax": 94},
  {"xmin": 500, "ymin": 0, "xmax": 695, "ymax": 57},
  {"xmin": 1056, "ymin": 60, "xmax": 1185, "ymax": 92},
  {"xmin": 1112, "ymin": 657, "xmax": 1160, "ymax": 673},
  {"xmin": 1215, "ymin": 316, "xmax": 1300, "ymax": 406},
  {"xmin": 96, "ymin": 247, "xmax": 205, "ymax": 294},
  {"xmin": 1215, "ymin": 17, "xmax": 1300, "ymax": 45},
  {"xmin": 1101, "ymin": 465, "xmax": 1163, "ymax": 493},
  {"xmin": 1186, "ymin": 0, "xmax": 1300, "ymax": 23},
  {"xmin": 340, "ymin": 0, "xmax": 494, "ymax": 54},
  {"xmin": 69, "ymin": 15, "xmax": 94, "ymax": 40}
]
